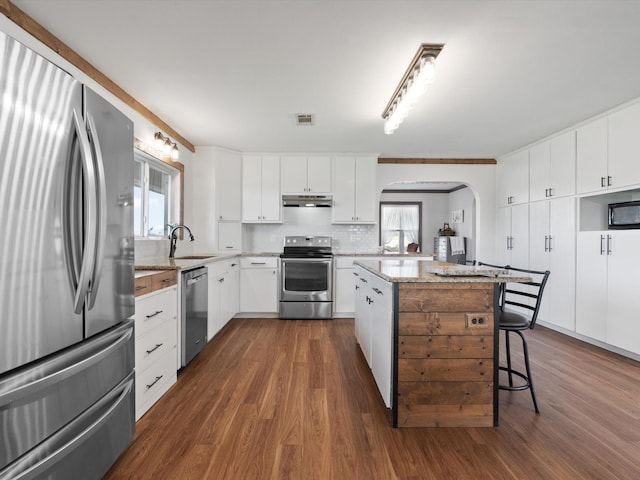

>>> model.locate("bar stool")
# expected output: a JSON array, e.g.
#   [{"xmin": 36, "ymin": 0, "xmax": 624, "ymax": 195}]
[{"xmin": 496, "ymin": 266, "xmax": 550, "ymax": 413}]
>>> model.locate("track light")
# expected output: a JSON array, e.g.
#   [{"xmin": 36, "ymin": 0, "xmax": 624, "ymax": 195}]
[
  {"xmin": 382, "ymin": 44, "xmax": 444, "ymax": 135},
  {"xmin": 154, "ymin": 131, "xmax": 179, "ymax": 160}
]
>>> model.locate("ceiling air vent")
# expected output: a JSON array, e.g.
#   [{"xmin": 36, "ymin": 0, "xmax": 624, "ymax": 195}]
[{"xmin": 296, "ymin": 113, "xmax": 314, "ymax": 125}]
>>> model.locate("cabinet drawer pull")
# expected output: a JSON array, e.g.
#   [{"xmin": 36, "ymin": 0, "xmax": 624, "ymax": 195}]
[
  {"xmin": 135, "ymin": 285, "xmax": 149, "ymax": 291},
  {"xmin": 360, "ymin": 278, "xmax": 367, "ymax": 283},
  {"xmin": 372, "ymin": 287, "xmax": 382, "ymax": 295},
  {"xmin": 225, "ymin": 246, "xmax": 234, "ymax": 249},
  {"xmin": 251, "ymin": 262, "xmax": 266, "ymax": 265},
  {"xmin": 146, "ymin": 343, "xmax": 163, "ymax": 355},
  {"xmin": 161, "ymin": 278, "xmax": 173, "ymax": 283},
  {"xmin": 352, "ymin": 272, "xmax": 359, "ymax": 276},
  {"xmin": 146, "ymin": 375, "xmax": 164, "ymax": 390},
  {"xmin": 145, "ymin": 310, "xmax": 163, "ymax": 319}
]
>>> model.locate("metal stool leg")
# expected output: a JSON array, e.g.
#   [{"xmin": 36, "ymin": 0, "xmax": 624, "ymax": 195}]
[
  {"xmin": 505, "ymin": 330, "xmax": 514, "ymax": 387},
  {"xmin": 517, "ymin": 330, "xmax": 540, "ymax": 414}
]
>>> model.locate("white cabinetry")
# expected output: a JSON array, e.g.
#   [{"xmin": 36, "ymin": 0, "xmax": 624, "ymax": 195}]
[
  {"xmin": 577, "ymin": 103, "xmax": 640, "ymax": 195},
  {"xmin": 354, "ymin": 265, "xmax": 394, "ymax": 408},
  {"xmin": 334, "ymin": 256, "xmax": 379, "ymax": 315},
  {"xmin": 496, "ymin": 204, "xmax": 529, "ymax": 267},
  {"xmin": 216, "ymin": 150, "xmax": 242, "ymax": 221},
  {"xmin": 240, "ymin": 256, "xmax": 279, "ymax": 313},
  {"xmin": 134, "ymin": 272, "xmax": 178, "ymax": 420},
  {"xmin": 576, "ymin": 231, "xmax": 640, "ymax": 353},
  {"xmin": 497, "ymin": 150, "xmax": 529, "ymax": 207},
  {"xmin": 242, "ymin": 155, "xmax": 281, "ymax": 222},
  {"xmin": 208, "ymin": 259, "xmax": 241, "ymax": 339},
  {"xmin": 332, "ymin": 156, "xmax": 377, "ymax": 223},
  {"xmin": 529, "ymin": 197, "xmax": 576, "ymax": 330},
  {"xmin": 281, "ymin": 155, "xmax": 331, "ymax": 194},
  {"xmin": 529, "ymin": 132, "xmax": 576, "ymax": 202},
  {"xmin": 608, "ymin": 102, "xmax": 640, "ymax": 190},
  {"xmin": 215, "ymin": 150, "xmax": 242, "ymax": 251}
]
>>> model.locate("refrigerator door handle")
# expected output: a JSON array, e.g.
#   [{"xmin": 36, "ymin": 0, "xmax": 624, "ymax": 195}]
[
  {"xmin": 0, "ymin": 375, "xmax": 134, "ymax": 480},
  {"xmin": 72, "ymin": 109, "xmax": 98, "ymax": 314},
  {"xmin": 0, "ymin": 324, "xmax": 132, "ymax": 405},
  {"xmin": 85, "ymin": 113, "xmax": 107, "ymax": 310}
]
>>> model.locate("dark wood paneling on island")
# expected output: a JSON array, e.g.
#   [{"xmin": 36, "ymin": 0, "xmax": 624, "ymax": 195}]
[{"xmin": 396, "ymin": 282, "xmax": 496, "ymax": 427}]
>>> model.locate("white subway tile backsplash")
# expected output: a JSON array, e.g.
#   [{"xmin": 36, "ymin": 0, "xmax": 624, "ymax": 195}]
[{"xmin": 242, "ymin": 208, "xmax": 378, "ymax": 253}]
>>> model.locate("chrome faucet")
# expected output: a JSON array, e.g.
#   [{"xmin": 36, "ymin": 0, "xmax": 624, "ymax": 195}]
[{"xmin": 168, "ymin": 224, "xmax": 195, "ymax": 258}]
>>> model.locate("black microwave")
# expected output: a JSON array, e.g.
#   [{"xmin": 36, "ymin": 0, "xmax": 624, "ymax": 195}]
[{"xmin": 608, "ymin": 200, "xmax": 640, "ymax": 229}]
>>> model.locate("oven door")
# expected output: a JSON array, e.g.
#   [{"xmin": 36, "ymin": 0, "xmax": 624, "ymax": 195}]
[{"xmin": 280, "ymin": 257, "xmax": 333, "ymax": 302}]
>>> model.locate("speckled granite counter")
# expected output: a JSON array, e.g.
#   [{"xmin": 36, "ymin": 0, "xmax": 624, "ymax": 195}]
[
  {"xmin": 354, "ymin": 259, "xmax": 530, "ymax": 283},
  {"xmin": 135, "ymin": 253, "xmax": 239, "ymax": 271},
  {"xmin": 334, "ymin": 252, "xmax": 435, "ymax": 258}
]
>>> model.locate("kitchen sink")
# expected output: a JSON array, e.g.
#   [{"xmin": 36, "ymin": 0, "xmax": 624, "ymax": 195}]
[{"xmin": 173, "ymin": 255, "xmax": 216, "ymax": 260}]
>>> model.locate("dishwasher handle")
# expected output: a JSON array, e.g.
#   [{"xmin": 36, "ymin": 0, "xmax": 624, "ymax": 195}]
[{"xmin": 186, "ymin": 273, "xmax": 207, "ymax": 286}]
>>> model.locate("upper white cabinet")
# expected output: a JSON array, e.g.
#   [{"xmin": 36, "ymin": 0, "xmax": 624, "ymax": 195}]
[
  {"xmin": 496, "ymin": 204, "xmax": 529, "ymax": 268},
  {"xmin": 529, "ymin": 131, "xmax": 576, "ymax": 202},
  {"xmin": 497, "ymin": 150, "xmax": 529, "ymax": 207},
  {"xmin": 608, "ymin": 102, "xmax": 640, "ymax": 189},
  {"xmin": 529, "ymin": 197, "xmax": 576, "ymax": 331},
  {"xmin": 577, "ymin": 103, "xmax": 640, "ymax": 194},
  {"xmin": 332, "ymin": 156, "xmax": 377, "ymax": 223},
  {"xmin": 215, "ymin": 150, "xmax": 242, "ymax": 221},
  {"xmin": 242, "ymin": 155, "xmax": 281, "ymax": 223},
  {"xmin": 281, "ymin": 155, "xmax": 331, "ymax": 194},
  {"xmin": 576, "ymin": 117, "xmax": 608, "ymax": 194}
]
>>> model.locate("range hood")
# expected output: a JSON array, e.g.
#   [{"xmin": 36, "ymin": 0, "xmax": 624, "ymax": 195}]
[{"xmin": 282, "ymin": 194, "xmax": 332, "ymax": 207}]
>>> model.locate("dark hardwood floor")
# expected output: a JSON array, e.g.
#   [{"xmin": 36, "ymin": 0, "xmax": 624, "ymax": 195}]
[{"xmin": 104, "ymin": 318, "xmax": 640, "ymax": 479}]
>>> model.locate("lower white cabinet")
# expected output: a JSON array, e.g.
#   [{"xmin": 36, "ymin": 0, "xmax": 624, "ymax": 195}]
[
  {"xmin": 133, "ymin": 279, "xmax": 178, "ymax": 420},
  {"xmin": 576, "ymin": 230, "xmax": 640, "ymax": 353},
  {"xmin": 207, "ymin": 258, "xmax": 240, "ymax": 339},
  {"xmin": 334, "ymin": 256, "xmax": 378, "ymax": 315},
  {"xmin": 240, "ymin": 256, "xmax": 279, "ymax": 313},
  {"xmin": 354, "ymin": 265, "xmax": 394, "ymax": 408}
]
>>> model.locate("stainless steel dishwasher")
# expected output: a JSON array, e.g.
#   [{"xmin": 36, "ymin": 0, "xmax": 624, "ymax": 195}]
[{"xmin": 181, "ymin": 266, "xmax": 208, "ymax": 367}]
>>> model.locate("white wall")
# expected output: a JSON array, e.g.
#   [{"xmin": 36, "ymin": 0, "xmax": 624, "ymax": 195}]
[
  {"xmin": 377, "ymin": 163, "xmax": 496, "ymax": 262},
  {"xmin": 448, "ymin": 187, "xmax": 476, "ymax": 260},
  {"xmin": 379, "ymin": 191, "xmax": 449, "ymax": 251}
]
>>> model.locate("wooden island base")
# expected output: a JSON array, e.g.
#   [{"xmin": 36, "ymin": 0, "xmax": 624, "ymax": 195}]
[{"xmin": 395, "ymin": 282, "xmax": 497, "ymax": 427}]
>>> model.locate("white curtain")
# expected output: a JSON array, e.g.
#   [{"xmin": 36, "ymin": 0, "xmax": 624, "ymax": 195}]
[{"xmin": 381, "ymin": 205, "xmax": 419, "ymax": 251}]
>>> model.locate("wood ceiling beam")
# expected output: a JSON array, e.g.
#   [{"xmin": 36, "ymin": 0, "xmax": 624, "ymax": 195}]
[
  {"xmin": 0, "ymin": 1, "xmax": 196, "ymax": 153},
  {"xmin": 378, "ymin": 158, "xmax": 496, "ymax": 165}
]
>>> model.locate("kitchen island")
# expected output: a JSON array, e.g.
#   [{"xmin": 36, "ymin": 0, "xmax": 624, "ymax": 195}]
[{"xmin": 353, "ymin": 259, "xmax": 530, "ymax": 428}]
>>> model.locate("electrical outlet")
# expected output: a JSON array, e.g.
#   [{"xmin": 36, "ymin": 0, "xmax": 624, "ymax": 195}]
[{"xmin": 465, "ymin": 313, "xmax": 489, "ymax": 328}]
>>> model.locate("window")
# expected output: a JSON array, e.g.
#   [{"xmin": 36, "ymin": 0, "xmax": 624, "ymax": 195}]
[
  {"xmin": 134, "ymin": 149, "xmax": 180, "ymax": 238},
  {"xmin": 379, "ymin": 202, "xmax": 422, "ymax": 253}
]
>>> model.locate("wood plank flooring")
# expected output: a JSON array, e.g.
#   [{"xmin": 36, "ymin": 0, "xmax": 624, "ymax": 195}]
[{"xmin": 104, "ymin": 318, "xmax": 640, "ymax": 479}]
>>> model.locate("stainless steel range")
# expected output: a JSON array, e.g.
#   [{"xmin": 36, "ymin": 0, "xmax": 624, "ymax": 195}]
[{"xmin": 279, "ymin": 236, "xmax": 333, "ymax": 319}]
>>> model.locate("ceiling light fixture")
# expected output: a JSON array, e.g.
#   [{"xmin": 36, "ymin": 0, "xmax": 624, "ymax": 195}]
[
  {"xmin": 154, "ymin": 131, "xmax": 179, "ymax": 160},
  {"xmin": 382, "ymin": 43, "xmax": 444, "ymax": 135}
]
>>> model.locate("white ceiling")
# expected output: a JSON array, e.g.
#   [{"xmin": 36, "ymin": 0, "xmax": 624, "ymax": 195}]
[{"xmin": 12, "ymin": 0, "xmax": 640, "ymax": 158}]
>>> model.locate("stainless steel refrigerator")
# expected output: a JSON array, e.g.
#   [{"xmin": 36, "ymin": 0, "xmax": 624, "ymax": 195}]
[{"xmin": 0, "ymin": 31, "xmax": 135, "ymax": 479}]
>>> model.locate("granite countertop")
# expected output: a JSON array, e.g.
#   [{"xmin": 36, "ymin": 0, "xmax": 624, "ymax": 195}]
[
  {"xmin": 135, "ymin": 253, "xmax": 239, "ymax": 271},
  {"xmin": 354, "ymin": 259, "xmax": 531, "ymax": 283}
]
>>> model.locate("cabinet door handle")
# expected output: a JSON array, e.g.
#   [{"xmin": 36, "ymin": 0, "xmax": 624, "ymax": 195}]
[
  {"xmin": 219, "ymin": 278, "xmax": 225, "ymax": 283},
  {"xmin": 600, "ymin": 235, "xmax": 605, "ymax": 255},
  {"xmin": 146, "ymin": 343, "xmax": 163, "ymax": 355},
  {"xmin": 544, "ymin": 235, "xmax": 549, "ymax": 252},
  {"xmin": 607, "ymin": 176, "xmax": 612, "ymax": 187},
  {"xmin": 601, "ymin": 176, "xmax": 607, "ymax": 188},
  {"xmin": 145, "ymin": 310, "xmax": 163, "ymax": 319},
  {"xmin": 146, "ymin": 375, "xmax": 164, "ymax": 390},
  {"xmin": 506, "ymin": 236, "xmax": 510, "ymax": 251},
  {"xmin": 548, "ymin": 236, "xmax": 552, "ymax": 252},
  {"xmin": 607, "ymin": 235, "xmax": 612, "ymax": 255},
  {"xmin": 355, "ymin": 285, "xmax": 359, "ymax": 290}
]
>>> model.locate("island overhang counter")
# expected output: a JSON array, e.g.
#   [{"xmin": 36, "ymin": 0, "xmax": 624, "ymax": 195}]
[{"xmin": 352, "ymin": 259, "xmax": 530, "ymax": 428}]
